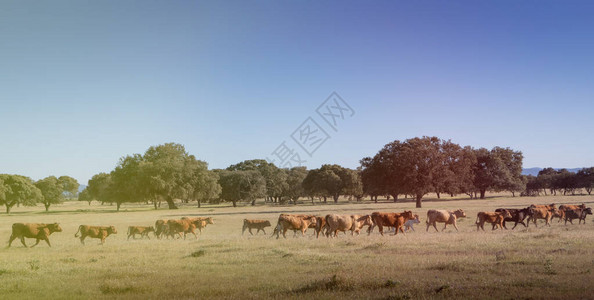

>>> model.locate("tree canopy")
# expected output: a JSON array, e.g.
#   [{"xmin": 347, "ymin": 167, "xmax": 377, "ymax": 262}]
[{"xmin": 0, "ymin": 174, "xmax": 42, "ymax": 213}]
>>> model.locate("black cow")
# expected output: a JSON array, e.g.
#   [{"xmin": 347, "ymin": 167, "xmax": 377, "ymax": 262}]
[
  {"xmin": 564, "ymin": 207, "xmax": 593, "ymax": 225},
  {"xmin": 494, "ymin": 208, "xmax": 531, "ymax": 229}
]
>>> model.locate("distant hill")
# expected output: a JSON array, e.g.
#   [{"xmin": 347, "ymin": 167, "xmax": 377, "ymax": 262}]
[{"xmin": 522, "ymin": 168, "xmax": 583, "ymax": 176}]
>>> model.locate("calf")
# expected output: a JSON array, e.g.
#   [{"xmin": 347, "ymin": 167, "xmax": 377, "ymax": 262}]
[
  {"xmin": 242, "ymin": 219, "xmax": 271, "ymax": 235},
  {"xmin": 8, "ymin": 223, "xmax": 62, "ymax": 248},
  {"xmin": 350, "ymin": 214, "xmax": 374, "ymax": 235},
  {"xmin": 495, "ymin": 207, "xmax": 531, "ymax": 229},
  {"xmin": 404, "ymin": 215, "xmax": 420, "ymax": 232},
  {"xmin": 556, "ymin": 204, "xmax": 586, "ymax": 223},
  {"xmin": 167, "ymin": 219, "xmax": 198, "ymax": 239},
  {"xmin": 475, "ymin": 210, "xmax": 512, "ymax": 231},
  {"xmin": 127, "ymin": 226, "xmax": 155, "ymax": 240}
]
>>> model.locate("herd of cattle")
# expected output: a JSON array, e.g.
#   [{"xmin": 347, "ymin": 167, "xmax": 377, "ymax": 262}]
[{"xmin": 5, "ymin": 203, "xmax": 592, "ymax": 247}]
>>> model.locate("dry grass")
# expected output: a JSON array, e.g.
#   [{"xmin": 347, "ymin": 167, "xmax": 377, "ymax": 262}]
[{"xmin": 1, "ymin": 194, "xmax": 593, "ymax": 299}]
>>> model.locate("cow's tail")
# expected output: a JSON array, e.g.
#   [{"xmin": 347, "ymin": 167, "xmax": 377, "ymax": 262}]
[{"xmin": 74, "ymin": 225, "xmax": 82, "ymax": 237}]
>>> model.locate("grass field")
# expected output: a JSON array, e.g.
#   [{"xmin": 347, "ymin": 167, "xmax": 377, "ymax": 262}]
[{"xmin": 1, "ymin": 195, "xmax": 593, "ymax": 299}]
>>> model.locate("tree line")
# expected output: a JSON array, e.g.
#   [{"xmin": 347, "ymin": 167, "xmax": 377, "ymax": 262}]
[
  {"xmin": 3, "ymin": 137, "xmax": 590, "ymax": 213},
  {"xmin": 524, "ymin": 167, "xmax": 594, "ymax": 196},
  {"xmin": 0, "ymin": 174, "xmax": 78, "ymax": 213}
]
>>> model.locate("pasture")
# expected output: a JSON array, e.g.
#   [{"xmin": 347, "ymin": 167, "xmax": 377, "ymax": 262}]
[{"xmin": 1, "ymin": 195, "xmax": 593, "ymax": 299}]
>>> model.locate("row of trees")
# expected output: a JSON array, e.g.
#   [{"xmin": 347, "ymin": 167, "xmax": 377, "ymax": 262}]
[
  {"xmin": 360, "ymin": 137, "xmax": 524, "ymax": 207},
  {"xmin": 525, "ymin": 167, "xmax": 594, "ymax": 196},
  {"xmin": 0, "ymin": 174, "xmax": 78, "ymax": 213}
]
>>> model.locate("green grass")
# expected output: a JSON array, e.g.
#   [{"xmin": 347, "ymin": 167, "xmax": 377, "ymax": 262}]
[{"xmin": 1, "ymin": 195, "xmax": 593, "ymax": 299}]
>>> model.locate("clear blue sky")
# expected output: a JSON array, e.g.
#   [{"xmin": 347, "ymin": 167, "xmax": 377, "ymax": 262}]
[{"xmin": 1, "ymin": 1, "xmax": 593, "ymax": 184}]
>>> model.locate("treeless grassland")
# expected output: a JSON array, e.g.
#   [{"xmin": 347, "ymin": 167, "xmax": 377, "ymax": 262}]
[{"xmin": 1, "ymin": 195, "xmax": 593, "ymax": 299}]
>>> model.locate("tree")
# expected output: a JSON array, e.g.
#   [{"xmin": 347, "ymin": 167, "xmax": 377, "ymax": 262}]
[
  {"xmin": 472, "ymin": 147, "xmax": 523, "ymax": 199},
  {"xmin": 78, "ymin": 188, "xmax": 93, "ymax": 205},
  {"xmin": 85, "ymin": 173, "xmax": 113, "ymax": 205},
  {"xmin": 284, "ymin": 167, "xmax": 308, "ymax": 205},
  {"xmin": 227, "ymin": 159, "xmax": 287, "ymax": 203},
  {"xmin": 109, "ymin": 154, "xmax": 145, "ymax": 211},
  {"xmin": 217, "ymin": 170, "xmax": 266, "ymax": 207},
  {"xmin": 302, "ymin": 165, "xmax": 361, "ymax": 203},
  {"xmin": 0, "ymin": 174, "xmax": 42, "ymax": 214},
  {"xmin": 360, "ymin": 157, "xmax": 386, "ymax": 202},
  {"xmin": 577, "ymin": 167, "xmax": 594, "ymax": 195},
  {"xmin": 59, "ymin": 176, "xmax": 79, "ymax": 199},
  {"xmin": 35, "ymin": 176, "xmax": 64, "ymax": 211},
  {"xmin": 186, "ymin": 161, "xmax": 221, "ymax": 208}
]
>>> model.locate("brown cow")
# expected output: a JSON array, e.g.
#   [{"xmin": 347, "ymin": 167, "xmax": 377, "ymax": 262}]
[
  {"xmin": 242, "ymin": 219, "xmax": 271, "ymax": 235},
  {"xmin": 127, "ymin": 226, "xmax": 155, "ymax": 240},
  {"xmin": 426, "ymin": 209, "xmax": 466, "ymax": 232},
  {"xmin": 370, "ymin": 211, "xmax": 415, "ymax": 236},
  {"xmin": 527, "ymin": 204, "xmax": 557, "ymax": 227},
  {"xmin": 314, "ymin": 216, "xmax": 328, "ymax": 238},
  {"xmin": 182, "ymin": 217, "xmax": 214, "ymax": 234},
  {"xmin": 167, "ymin": 219, "xmax": 198, "ymax": 239},
  {"xmin": 75, "ymin": 225, "xmax": 117, "ymax": 245},
  {"xmin": 475, "ymin": 210, "xmax": 512, "ymax": 231},
  {"xmin": 8, "ymin": 223, "xmax": 62, "ymax": 248},
  {"xmin": 273, "ymin": 214, "xmax": 317, "ymax": 239},
  {"xmin": 350, "ymin": 215, "xmax": 374, "ymax": 235}
]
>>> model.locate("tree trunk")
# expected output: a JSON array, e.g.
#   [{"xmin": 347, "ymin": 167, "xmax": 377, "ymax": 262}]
[
  {"xmin": 374, "ymin": 195, "xmax": 378, "ymax": 203},
  {"xmin": 153, "ymin": 201, "xmax": 158, "ymax": 210},
  {"xmin": 166, "ymin": 197, "xmax": 178, "ymax": 209},
  {"xmin": 45, "ymin": 203, "xmax": 50, "ymax": 212},
  {"xmin": 197, "ymin": 199, "xmax": 201, "ymax": 208},
  {"xmin": 116, "ymin": 202, "xmax": 121, "ymax": 211},
  {"xmin": 436, "ymin": 192, "xmax": 440, "ymax": 199},
  {"xmin": 587, "ymin": 188, "xmax": 592, "ymax": 195},
  {"xmin": 333, "ymin": 194, "xmax": 339, "ymax": 203},
  {"xmin": 391, "ymin": 194, "xmax": 398, "ymax": 203},
  {"xmin": 480, "ymin": 189, "xmax": 486, "ymax": 199},
  {"xmin": 416, "ymin": 194, "xmax": 423, "ymax": 208},
  {"xmin": 6, "ymin": 205, "xmax": 11, "ymax": 214},
  {"xmin": 323, "ymin": 196, "xmax": 327, "ymax": 203},
  {"xmin": 232, "ymin": 200, "xmax": 237, "ymax": 207},
  {"xmin": 251, "ymin": 199, "xmax": 256, "ymax": 206},
  {"xmin": 386, "ymin": 195, "xmax": 390, "ymax": 201},
  {"xmin": 511, "ymin": 191, "xmax": 515, "ymax": 197}
]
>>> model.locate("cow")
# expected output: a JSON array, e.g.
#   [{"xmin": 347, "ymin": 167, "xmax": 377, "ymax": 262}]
[
  {"xmin": 324, "ymin": 214, "xmax": 369, "ymax": 237},
  {"xmin": 564, "ymin": 207, "xmax": 593, "ymax": 225},
  {"xmin": 154, "ymin": 219, "xmax": 170, "ymax": 239},
  {"xmin": 370, "ymin": 211, "xmax": 416, "ymax": 236},
  {"xmin": 75, "ymin": 225, "xmax": 117, "ymax": 245},
  {"xmin": 314, "ymin": 216, "xmax": 328, "ymax": 238},
  {"xmin": 273, "ymin": 214, "xmax": 317, "ymax": 239},
  {"xmin": 426, "ymin": 209, "xmax": 466, "ymax": 232},
  {"xmin": 527, "ymin": 204, "xmax": 558, "ymax": 227},
  {"xmin": 350, "ymin": 215, "xmax": 374, "ymax": 235},
  {"xmin": 556, "ymin": 204, "xmax": 587, "ymax": 222},
  {"xmin": 8, "ymin": 223, "xmax": 62, "ymax": 248},
  {"xmin": 242, "ymin": 219, "xmax": 271, "ymax": 235},
  {"xmin": 127, "ymin": 226, "xmax": 155, "ymax": 240},
  {"xmin": 404, "ymin": 214, "xmax": 420, "ymax": 232},
  {"xmin": 167, "ymin": 219, "xmax": 198, "ymax": 239},
  {"xmin": 495, "ymin": 207, "xmax": 531, "ymax": 229},
  {"xmin": 182, "ymin": 217, "xmax": 214, "ymax": 234},
  {"xmin": 475, "ymin": 210, "xmax": 512, "ymax": 231}
]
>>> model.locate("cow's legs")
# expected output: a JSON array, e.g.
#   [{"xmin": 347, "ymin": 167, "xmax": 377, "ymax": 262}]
[
  {"xmin": 20, "ymin": 237, "xmax": 28, "ymax": 247},
  {"xmin": 453, "ymin": 222, "xmax": 459, "ymax": 231},
  {"xmin": 377, "ymin": 224, "xmax": 384, "ymax": 236},
  {"xmin": 442, "ymin": 224, "xmax": 448, "ymax": 232},
  {"xmin": 8, "ymin": 234, "xmax": 17, "ymax": 247},
  {"xmin": 260, "ymin": 229, "xmax": 266, "ymax": 235},
  {"xmin": 429, "ymin": 222, "xmax": 437, "ymax": 232},
  {"xmin": 80, "ymin": 237, "xmax": 85, "ymax": 245},
  {"xmin": 249, "ymin": 228, "xmax": 254, "ymax": 235},
  {"xmin": 31, "ymin": 238, "xmax": 41, "ymax": 247}
]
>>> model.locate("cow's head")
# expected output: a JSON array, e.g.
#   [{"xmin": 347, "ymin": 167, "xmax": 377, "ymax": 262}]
[
  {"xmin": 500, "ymin": 209, "xmax": 512, "ymax": 219},
  {"xmin": 264, "ymin": 220, "xmax": 272, "ymax": 226},
  {"xmin": 584, "ymin": 208, "xmax": 593, "ymax": 215},
  {"xmin": 402, "ymin": 210, "xmax": 414, "ymax": 220},
  {"xmin": 48, "ymin": 223, "xmax": 62, "ymax": 233},
  {"xmin": 147, "ymin": 226, "xmax": 155, "ymax": 233},
  {"xmin": 108, "ymin": 226, "xmax": 117, "ymax": 234},
  {"xmin": 358, "ymin": 215, "xmax": 374, "ymax": 226},
  {"xmin": 205, "ymin": 217, "xmax": 214, "ymax": 225},
  {"xmin": 454, "ymin": 209, "xmax": 466, "ymax": 218},
  {"xmin": 547, "ymin": 204, "xmax": 557, "ymax": 210}
]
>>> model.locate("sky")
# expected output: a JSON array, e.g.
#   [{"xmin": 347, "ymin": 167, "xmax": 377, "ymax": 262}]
[{"xmin": 1, "ymin": 1, "xmax": 593, "ymax": 184}]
